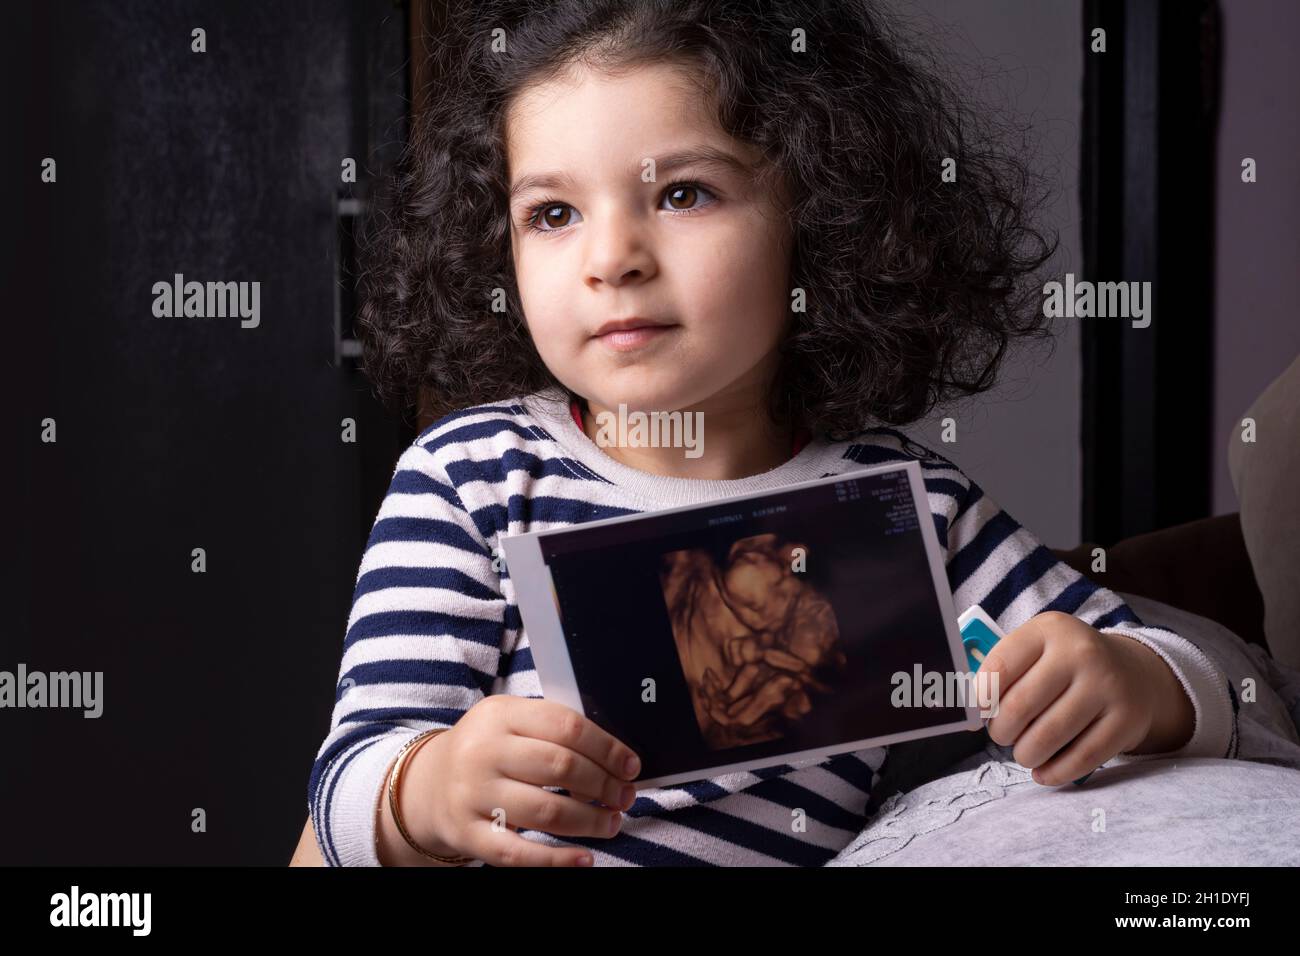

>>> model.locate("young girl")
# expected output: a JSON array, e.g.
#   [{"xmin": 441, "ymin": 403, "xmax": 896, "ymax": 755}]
[{"xmin": 308, "ymin": 0, "xmax": 1238, "ymax": 867}]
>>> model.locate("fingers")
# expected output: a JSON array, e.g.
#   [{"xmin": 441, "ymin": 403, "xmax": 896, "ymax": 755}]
[
  {"xmin": 981, "ymin": 614, "xmax": 1053, "ymax": 692},
  {"xmin": 503, "ymin": 698, "xmax": 641, "ymax": 784},
  {"xmin": 461, "ymin": 818, "xmax": 596, "ymax": 867},
  {"xmin": 441, "ymin": 698, "xmax": 642, "ymax": 866},
  {"xmin": 1029, "ymin": 709, "xmax": 1129, "ymax": 786},
  {"xmin": 480, "ymin": 779, "xmax": 625, "ymax": 841},
  {"xmin": 502, "ymin": 736, "xmax": 637, "ymax": 811},
  {"xmin": 1010, "ymin": 682, "xmax": 1106, "ymax": 770},
  {"xmin": 564, "ymin": 789, "xmax": 611, "ymax": 807},
  {"xmin": 552, "ymin": 783, "xmax": 608, "ymax": 806},
  {"xmin": 986, "ymin": 656, "xmax": 1073, "ymax": 746}
]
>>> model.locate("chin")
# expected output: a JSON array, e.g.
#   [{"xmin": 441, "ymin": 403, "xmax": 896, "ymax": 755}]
[{"xmin": 583, "ymin": 377, "xmax": 695, "ymax": 414}]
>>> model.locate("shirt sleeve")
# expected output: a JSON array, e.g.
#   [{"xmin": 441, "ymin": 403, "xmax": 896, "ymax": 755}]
[
  {"xmin": 931, "ymin": 464, "xmax": 1238, "ymax": 765},
  {"xmin": 307, "ymin": 441, "xmax": 505, "ymax": 866}
]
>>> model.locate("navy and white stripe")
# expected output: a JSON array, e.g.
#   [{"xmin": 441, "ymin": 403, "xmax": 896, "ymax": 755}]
[{"xmin": 308, "ymin": 396, "xmax": 1237, "ymax": 866}]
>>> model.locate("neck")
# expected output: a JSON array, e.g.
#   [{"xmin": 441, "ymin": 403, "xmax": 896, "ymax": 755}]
[{"xmin": 579, "ymin": 391, "xmax": 795, "ymax": 481}]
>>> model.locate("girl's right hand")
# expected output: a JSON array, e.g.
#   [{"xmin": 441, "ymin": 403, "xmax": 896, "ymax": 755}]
[{"xmin": 405, "ymin": 695, "xmax": 643, "ymax": 866}]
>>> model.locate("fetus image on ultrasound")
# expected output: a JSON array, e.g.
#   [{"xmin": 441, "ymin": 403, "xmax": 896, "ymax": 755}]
[{"xmin": 659, "ymin": 533, "xmax": 848, "ymax": 749}]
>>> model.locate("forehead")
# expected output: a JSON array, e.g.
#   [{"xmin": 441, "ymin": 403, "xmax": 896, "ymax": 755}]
[{"xmin": 505, "ymin": 60, "xmax": 751, "ymax": 175}]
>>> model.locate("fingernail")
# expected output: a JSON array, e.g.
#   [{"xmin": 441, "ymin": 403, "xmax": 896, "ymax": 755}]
[
  {"xmin": 624, "ymin": 755, "xmax": 640, "ymax": 777},
  {"xmin": 608, "ymin": 812, "xmax": 622, "ymax": 835},
  {"xmin": 578, "ymin": 854, "xmax": 593, "ymax": 866},
  {"xmin": 619, "ymin": 784, "xmax": 635, "ymax": 808}
]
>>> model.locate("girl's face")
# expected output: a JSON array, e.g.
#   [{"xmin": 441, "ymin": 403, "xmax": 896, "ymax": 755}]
[{"xmin": 506, "ymin": 61, "xmax": 793, "ymax": 421}]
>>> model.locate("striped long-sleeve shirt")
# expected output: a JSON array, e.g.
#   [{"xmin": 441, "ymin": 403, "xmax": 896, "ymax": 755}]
[{"xmin": 307, "ymin": 387, "xmax": 1239, "ymax": 866}]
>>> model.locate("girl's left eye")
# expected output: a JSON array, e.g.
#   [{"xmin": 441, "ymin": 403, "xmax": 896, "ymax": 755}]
[
  {"xmin": 522, "ymin": 182, "xmax": 716, "ymax": 234},
  {"xmin": 660, "ymin": 182, "xmax": 715, "ymax": 212}
]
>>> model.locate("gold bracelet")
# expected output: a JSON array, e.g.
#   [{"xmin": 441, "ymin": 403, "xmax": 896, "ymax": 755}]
[{"xmin": 385, "ymin": 728, "xmax": 475, "ymax": 865}]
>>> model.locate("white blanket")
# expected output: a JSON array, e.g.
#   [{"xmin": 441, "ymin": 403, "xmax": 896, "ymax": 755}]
[{"xmin": 827, "ymin": 594, "xmax": 1300, "ymax": 865}]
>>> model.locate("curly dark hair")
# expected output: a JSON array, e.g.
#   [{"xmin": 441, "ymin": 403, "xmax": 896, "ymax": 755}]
[{"xmin": 356, "ymin": 0, "xmax": 1059, "ymax": 441}]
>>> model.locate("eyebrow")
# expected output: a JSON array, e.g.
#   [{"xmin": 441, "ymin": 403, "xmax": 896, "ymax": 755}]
[{"xmin": 508, "ymin": 146, "xmax": 755, "ymax": 203}]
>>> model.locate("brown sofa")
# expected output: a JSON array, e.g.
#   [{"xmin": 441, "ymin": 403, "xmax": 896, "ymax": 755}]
[{"xmin": 1051, "ymin": 511, "xmax": 1269, "ymax": 654}]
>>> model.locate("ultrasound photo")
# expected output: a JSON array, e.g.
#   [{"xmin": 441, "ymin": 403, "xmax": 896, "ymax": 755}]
[{"xmin": 659, "ymin": 533, "xmax": 848, "ymax": 749}]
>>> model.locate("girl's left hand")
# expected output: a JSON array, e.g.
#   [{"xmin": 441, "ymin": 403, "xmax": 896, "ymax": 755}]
[{"xmin": 981, "ymin": 611, "xmax": 1193, "ymax": 786}]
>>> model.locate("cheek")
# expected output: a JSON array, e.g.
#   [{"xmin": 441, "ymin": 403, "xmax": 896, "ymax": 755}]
[
  {"xmin": 513, "ymin": 236, "xmax": 561, "ymax": 297},
  {"xmin": 522, "ymin": 308, "xmax": 568, "ymax": 363},
  {"xmin": 686, "ymin": 225, "xmax": 789, "ymax": 339},
  {"xmin": 513, "ymin": 258, "xmax": 567, "ymax": 344}
]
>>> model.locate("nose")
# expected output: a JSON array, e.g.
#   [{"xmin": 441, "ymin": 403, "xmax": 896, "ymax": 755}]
[{"xmin": 583, "ymin": 208, "xmax": 656, "ymax": 290}]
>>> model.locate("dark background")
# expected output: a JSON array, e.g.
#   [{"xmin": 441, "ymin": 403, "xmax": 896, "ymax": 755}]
[{"xmin": 7, "ymin": 1, "xmax": 414, "ymax": 864}]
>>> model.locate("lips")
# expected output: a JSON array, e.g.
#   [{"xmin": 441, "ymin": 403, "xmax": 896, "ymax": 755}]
[
  {"xmin": 592, "ymin": 319, "xmax": 681, "ymax": 353},
  {"xmin": 593, "ymin": 318, "xmax": 673, "ymax": 337}
]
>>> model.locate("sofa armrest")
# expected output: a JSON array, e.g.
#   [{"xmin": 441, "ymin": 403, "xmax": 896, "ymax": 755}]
[{"xmin": 1051, "ymin": 512, "xmax": 1269, "ymax": 653}]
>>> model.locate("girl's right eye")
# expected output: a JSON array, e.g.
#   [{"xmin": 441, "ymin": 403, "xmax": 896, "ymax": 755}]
[{"xmin": 523, "ymin": 199, "xmax": 581, "ymax": 233}]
